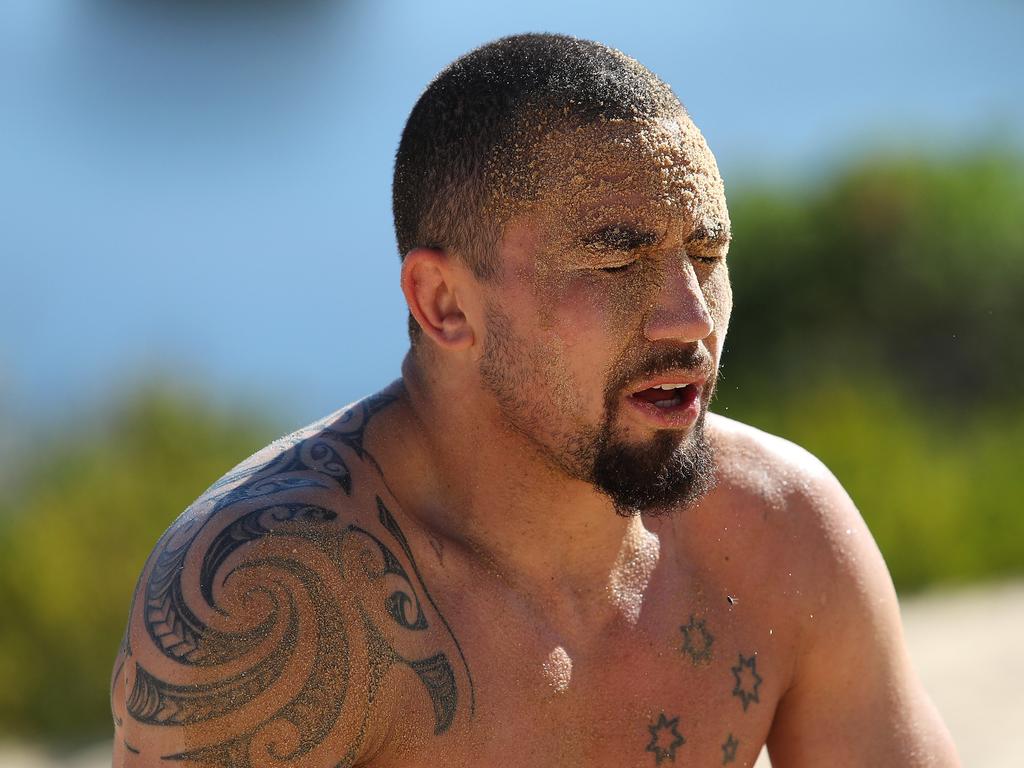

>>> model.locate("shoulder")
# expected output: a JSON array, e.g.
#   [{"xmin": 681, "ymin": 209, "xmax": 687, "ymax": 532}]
[
  {"xmin": 704, "ymin": 415, "xmax": 961, "ymax": 762},
  {"xmin": 706, "ymin": 412, "xmax": 858, "ymax": 536},
  {"xmin": 111, "ymin": 390, "xmax": 468, "ymax": 766},
  {"xmin": 704, "ymin": 422, "xmax": 960, "ymax": 762},
  {"xmin": 199, "ymin": 387, "xmax": 400, "ymax": 501},
  {"xmin": 706, "ymin": 412, "xmax": 833, "ymax": 496},
  {"xmin": 703, "ymin": 412, "xmax": 893, "ymax": 640}
]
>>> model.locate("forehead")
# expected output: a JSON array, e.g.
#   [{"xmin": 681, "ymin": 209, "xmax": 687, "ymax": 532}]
[{"xmin": 521, "ymin": 110, "xmax": 729, "ymax": 238}]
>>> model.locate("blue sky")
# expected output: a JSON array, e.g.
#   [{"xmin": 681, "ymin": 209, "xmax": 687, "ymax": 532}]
[{"xmin": 2, "ymin": 0, "xmax": 1022, "ymax": 428}]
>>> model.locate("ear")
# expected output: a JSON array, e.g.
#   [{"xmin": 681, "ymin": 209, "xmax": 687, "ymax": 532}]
[{"xmin": 401, "ymin": 248, "xmax": 476, "ymax": 351}]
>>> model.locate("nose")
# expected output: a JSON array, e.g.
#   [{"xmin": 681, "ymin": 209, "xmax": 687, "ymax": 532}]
[{"xmin": 642, "ymin": 259, "xmax": 715, "ymax": 343}]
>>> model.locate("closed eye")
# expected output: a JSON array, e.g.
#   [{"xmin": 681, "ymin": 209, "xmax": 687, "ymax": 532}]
[
  {"xmin": 690, "ymin": 254, "xmax": 722, "ymax": 266},
  {"xmin": 686, "ymin": 224, "xmax": 731, "ymax": 266}
]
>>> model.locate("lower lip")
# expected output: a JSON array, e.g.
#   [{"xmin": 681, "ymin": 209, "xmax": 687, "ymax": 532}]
[{"xmin": 624, "ymin": 385, "xmax": 703, "ymax": 429}]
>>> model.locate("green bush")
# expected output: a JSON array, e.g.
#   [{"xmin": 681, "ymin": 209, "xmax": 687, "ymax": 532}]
[
  {"xmin": 716, "ymin": 374, "xmax": 1024, "ymax": 592},
  {"xmin": 718, "ymin": 149, "xmax": 1024, "ymax": 591},
  {"xmin": 0, "ymin": 384, "xmax": 275, "ymax": 744},
  {"xmin": 726, "ymin": 149, "xmax": 1024, "ymax": 407}
]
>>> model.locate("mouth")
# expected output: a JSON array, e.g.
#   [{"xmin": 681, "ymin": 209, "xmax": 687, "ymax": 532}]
[{"xmin": 624, "ymin": 377, "xmax": 705, "ymax": 429}]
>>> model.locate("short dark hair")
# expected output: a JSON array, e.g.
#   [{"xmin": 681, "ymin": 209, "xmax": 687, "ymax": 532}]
[{"xmin": 392, "ymin": 33, "xmax": 681, "ymax": 280}]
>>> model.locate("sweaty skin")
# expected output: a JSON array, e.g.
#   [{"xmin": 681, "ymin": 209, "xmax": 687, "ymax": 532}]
[{"xmin": 111, "ymin": 110, "xmax": 959, "ymax": 767}]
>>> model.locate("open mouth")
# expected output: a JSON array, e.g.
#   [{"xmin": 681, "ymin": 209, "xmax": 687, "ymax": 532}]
[
  {"xmin": 625, "ymin": 381, "xmax": 702, "ymax": 429},
  {"xmin": 630, "ymin": 383, "xmax": 700, "ymax": 410}
]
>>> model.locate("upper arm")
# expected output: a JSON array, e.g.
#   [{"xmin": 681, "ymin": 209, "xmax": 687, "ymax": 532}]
[
  {"xmin": 110, "ymin": 455, "xmax": 467, "ymax": 767},
  {"xmin": 765, "ymin": 461, "xmax": 959, "ymax": 767}
]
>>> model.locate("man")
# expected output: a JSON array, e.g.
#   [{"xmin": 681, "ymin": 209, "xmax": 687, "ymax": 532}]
[{"xmin": 111, "ymin": 33, "xmax": 959, "ymax": 767}]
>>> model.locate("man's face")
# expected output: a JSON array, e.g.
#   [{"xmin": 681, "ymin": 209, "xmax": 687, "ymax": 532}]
[{"xmin": 476, "ymin": 109, "xmax": 733, "ymax": 515}]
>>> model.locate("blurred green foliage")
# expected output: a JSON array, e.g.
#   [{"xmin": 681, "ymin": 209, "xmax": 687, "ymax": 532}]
[
  {"xmin": 720, "ymin": 147, "xmax": 1024, "ymax": 589},
  {"xmin": 0, "ymin": 150, "xmax": 1021, "ymax": 742},
  {"xmin": 722, "ymin": 375, "xmax": 1024, "ymax": 591},
  {"xmin": 720, "ymin": 148, "xmax": 1024, "ymax": 589},
  {"xmin": 0, "ymin": 386, "xmax": 275, "ymax": 743},
  {"xmin": 724, "ymin": 149, "xmax": 1024, "ymax": 406},
  {"xmin": 716, "ymin": 148, "xmax": 1024, "ymax": 589}
]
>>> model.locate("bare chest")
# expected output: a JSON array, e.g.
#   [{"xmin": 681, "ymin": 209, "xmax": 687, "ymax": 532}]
[{"xmin": 367, "ymin": 569, "xmax": 793, "ymax": 768}]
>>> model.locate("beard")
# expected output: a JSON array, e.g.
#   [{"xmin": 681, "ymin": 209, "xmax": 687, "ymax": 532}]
[
  {"xmin": 589, "ymin": 411, "xmax": 715, "ymax": 516},
  {"xmin": 478, "ymin": 304, "xmax": 717, "ymax": 516}
]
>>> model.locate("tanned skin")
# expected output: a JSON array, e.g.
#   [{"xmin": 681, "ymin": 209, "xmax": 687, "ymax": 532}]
[{"xmin": 111, "ymin": 108, "xmax": 959, "ymax": 767}]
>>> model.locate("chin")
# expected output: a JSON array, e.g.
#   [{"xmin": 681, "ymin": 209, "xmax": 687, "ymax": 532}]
[{"xmin": 591, "ymin": 414, "xmax": 717, "ymax": 516}]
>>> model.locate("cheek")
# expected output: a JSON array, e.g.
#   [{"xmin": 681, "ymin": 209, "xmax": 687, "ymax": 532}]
[
  {"xmin": 550, "ymin": 272, "xmax": 654, "ymax": 345},
  {"xmin": 532, "ymin": 276, "xmax": 645, "ymax": 406},
  {"xmin": 703, "ymin": 267, "xmax": 733, "ymax": 346}
]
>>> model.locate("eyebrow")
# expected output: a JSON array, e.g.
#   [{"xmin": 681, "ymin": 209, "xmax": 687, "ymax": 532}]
[
  {"xmin": 581, "ymin": 224, "xmax": 658, "ymax": 250},
  {"xmin": 686, "ymin": 225, "xmax": 732, "ymax": 248}
]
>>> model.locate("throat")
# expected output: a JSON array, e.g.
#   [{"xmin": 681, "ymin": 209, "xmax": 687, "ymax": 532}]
[{"xmin": 607, "ymin": 521, "xmax": 662, "ymax": 626}]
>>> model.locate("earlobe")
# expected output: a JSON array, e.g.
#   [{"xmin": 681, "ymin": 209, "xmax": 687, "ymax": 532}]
[{"xmin": 401, "ymin": 248, "xmax": 475, "ymax": 351}]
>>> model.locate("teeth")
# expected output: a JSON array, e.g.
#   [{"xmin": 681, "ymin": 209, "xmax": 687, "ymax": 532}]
[{"xmin": 654, "ymin": 383, "xmax": 686, "ymax": 390}]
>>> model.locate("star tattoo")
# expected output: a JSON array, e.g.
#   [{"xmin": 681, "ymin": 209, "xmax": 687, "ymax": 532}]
[
  {"xmin": 731, "ymin": 653, "xmax": 763, "ymax": 711},
  {"xmin": 646, "ymin": 712, "xmax": 685, "ymax": 764},
  {"xmin": 679, "ymin": 614, "xmax": 714, "ymax": 665},
  {"xmin": 721, "ymin": 733, "xmax": 739, "ymax": 764}
]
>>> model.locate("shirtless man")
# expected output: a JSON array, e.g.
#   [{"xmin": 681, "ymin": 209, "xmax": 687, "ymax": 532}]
[{"xmin": 111, "ymin": 34, "xmax": 959, "ymax": 767}]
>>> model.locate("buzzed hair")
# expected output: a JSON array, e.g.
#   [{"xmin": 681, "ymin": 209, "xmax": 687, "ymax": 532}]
[{"xmin": 392, "ymin": 33, "xmax": 682, "ymax": 280}]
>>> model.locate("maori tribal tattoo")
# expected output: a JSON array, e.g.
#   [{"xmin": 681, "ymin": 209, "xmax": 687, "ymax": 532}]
[
  {"xmin": 721, "ymin": 733, "xmax": 739, "ymax": 764},
  {"xmin": 111, "ymin": 391, "xmax": 474, "ymax": 765},
  {"xmin": 678, "ymin": 614, "xmax": 714, "ymax": 665},
  {"xmin": 646, "ymin": 712, "xmax": 685, "ymax": 764},
  {"xmin": 730, "ymin": 653, "xmax": 763, "ymax": 712},
  {"xmin": 203, "ymin": 389, "xmax": 398, "ymax": 498}
]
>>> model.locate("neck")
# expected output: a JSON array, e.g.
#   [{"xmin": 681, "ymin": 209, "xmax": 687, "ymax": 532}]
[{"xmin": 365, "ymin": 355, "xmax": 664, "ymax": 622}]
